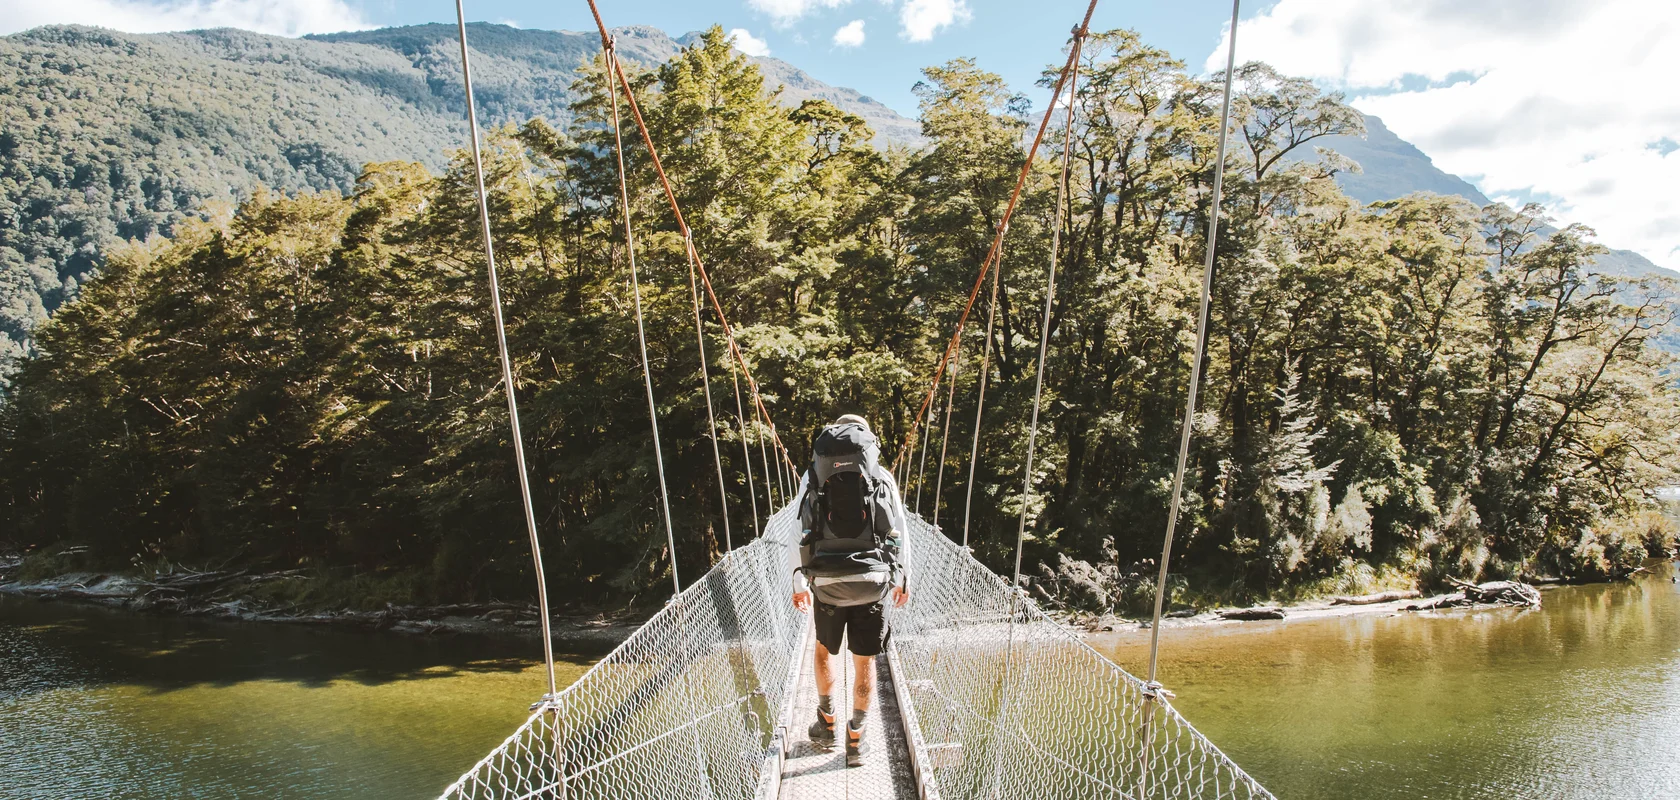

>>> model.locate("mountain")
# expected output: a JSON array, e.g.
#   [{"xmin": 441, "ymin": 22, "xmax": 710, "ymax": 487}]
[
  {"xmin": 0, "ymin": 22, "xmax": 1666, "ymax": 382},
  {"xmin": 306, "ymin": 24, "xmax": 922, "ymax": 145},
  {"xmin": 1322, "ymin": 114, "xmax": 1674, "ymax": 280},
  {"xmin": 0, "ymin": 22, "xmax": 921, "ymax": 380}
]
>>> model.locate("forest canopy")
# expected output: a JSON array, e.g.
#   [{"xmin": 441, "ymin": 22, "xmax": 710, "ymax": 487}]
[{"xmin": 2, "ymin": 28, "xmax": 1675, "ymax": 611}]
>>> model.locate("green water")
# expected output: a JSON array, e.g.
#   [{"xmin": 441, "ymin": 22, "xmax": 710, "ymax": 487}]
[
  {"xmin": 0, "ymin": 596, "xmax": 597, "ymax": 800},
  {"xmin": 4, "ymin": 565, "xmax": 1677, "ymax": 800},
  {"xmin": 1096, "ymin": 562, "xmax": 1680, "ymax": 799}
]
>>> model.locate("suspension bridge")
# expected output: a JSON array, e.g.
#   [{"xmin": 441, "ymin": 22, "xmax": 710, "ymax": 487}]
[{"xmin": 432, "ymin": 0, "xmax": 1273, "ymax": 797}]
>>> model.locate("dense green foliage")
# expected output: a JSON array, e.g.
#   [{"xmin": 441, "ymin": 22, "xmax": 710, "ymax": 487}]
[{"xmin": 3, "ymin": 30, "xmax": 1675, "ymax": 608}]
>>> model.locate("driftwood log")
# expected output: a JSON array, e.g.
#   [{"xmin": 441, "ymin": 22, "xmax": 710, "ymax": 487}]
[
  {"xmin": 1405, "ymin": 579, "xmax": 1541, "ymax": 611},
  {"xmin": 1217, "ymin": 606, "xmax": 1286, "ymax": 621},
  {"xmin": 1330, "ymin": 590, "xmax": 1421, "ymax": 606}
]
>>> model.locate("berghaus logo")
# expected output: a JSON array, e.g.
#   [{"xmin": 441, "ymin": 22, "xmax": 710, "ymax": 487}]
[{"xmin": 835, "ymin": 461, "xmax": 855, "ymax": 467}]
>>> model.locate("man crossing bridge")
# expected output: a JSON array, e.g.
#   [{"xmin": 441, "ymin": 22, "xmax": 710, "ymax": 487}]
[{"xmin": 790, "ymin": 414, "xmax": 911, "ymax": 768}]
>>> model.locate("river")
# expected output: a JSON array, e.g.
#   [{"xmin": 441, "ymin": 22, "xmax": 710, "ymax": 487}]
[
  {"xmin": 1096, "ymin": 562, "xmax": 1680, "ymax": 799},
  {"xmin": 3, "ymin": 563, "xmax": 1677, "ymax": 799}
]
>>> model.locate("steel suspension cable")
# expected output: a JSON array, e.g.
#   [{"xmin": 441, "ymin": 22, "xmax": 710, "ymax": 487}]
[
  {"xmin": 892, "ymin": 0, "xmax": 1102, "ymax": 478},
  {"xmin": 760, "ymin": 419, "xmax": 777, "ymax": 507},
  {"xmin": 729, "ymin": 365, "xmax": 761, "ymax": 536},
  {"xmin": 1146, "ymin": 0, "xmax": 1241, "ymax": 690},
  {"xmin": 1011, "ymin": 26, "xmax": 1085, "ymax": 595},
  {"xmin": 686, "ymin": 242, "xmax": 732, "ymax": 551},
  {"xmin": 585, "ymin": 0, "xmax": 798, "ymax": 480},
  {"xmin": 604, "ymin": 37, "xmax": 682, "ymax": 594},
  {"xmin": 773, "ymin": 423, "xmax": 789, "ymax": 501},
  {"xmin": 990, "ymin": 33, "xmax": 1088, "ymax": 798},
  {"xmin": 914, "ymin": 398, "xmax": 934, "ymax": 513},
  {"xmin": 960, "ymin": 256, "xmax": 1003, "ymax": 549},
  {"xmin": 453, "ymin": 2, "xmax": 557, "ymax": 700},
  {"xmin": 932, "ymin": 335, "xmax": 962, "ymax": 529}
]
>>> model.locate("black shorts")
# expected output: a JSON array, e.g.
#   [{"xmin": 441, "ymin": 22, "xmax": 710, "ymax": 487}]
[{"xmin": 813, "ymin": 599, "xmax": 889, "ymax": 657}]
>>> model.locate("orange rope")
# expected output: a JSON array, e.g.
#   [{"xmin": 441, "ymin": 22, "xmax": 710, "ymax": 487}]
[
  {"xmin": 585, "ymin": 0, "xmax": 800, "ymax": 478},
  {"xmin": 892, "ymin": 0, "xmax": 1101, "ymax": 475}
]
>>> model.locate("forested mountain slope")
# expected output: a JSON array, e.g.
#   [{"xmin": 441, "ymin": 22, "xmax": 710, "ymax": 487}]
[
  {"xmin": 3, "ymin": 32, "xmax": 1673, "ymax": 610},
  {"xmin": 0, "ymin": 22, "xmax": 916, "ymax": 380},
  {"xmin": 2, "ymin": 21, "xmax": 1668, "ymax": 385}
]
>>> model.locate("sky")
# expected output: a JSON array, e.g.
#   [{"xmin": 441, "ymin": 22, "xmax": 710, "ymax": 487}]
[{"xmin": 1, "ymin": 0, "xmax": 1675, "ymax": 269}]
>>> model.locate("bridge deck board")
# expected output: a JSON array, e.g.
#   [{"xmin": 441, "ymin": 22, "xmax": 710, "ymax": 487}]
[{"xmin": 777, "ymin": 623, "xmax": 918, "ymax": 800}]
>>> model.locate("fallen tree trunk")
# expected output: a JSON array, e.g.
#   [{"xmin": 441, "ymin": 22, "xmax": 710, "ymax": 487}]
[
  {"xmin": 1405, "ymin": 593, "xmax": 1466, "ymax": 611},
  {"xmin": 1218, "ymin": 606, "xmax": 1285, "ymax": 621},
  {"xmin": 1406, "ymin": 579, "xmax": 1541, "ymax": 611},
  {"xmin": 1330, "ymin": 589, "xmax": 1421, "ymax": 606},
  {"xmin": 1450, "ymin": 578, "xmax": 1541, "ymax": 608}
]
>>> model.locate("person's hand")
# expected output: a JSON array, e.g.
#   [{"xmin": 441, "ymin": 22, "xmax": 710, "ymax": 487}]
[
  {"xmin": 793, "ymin": 590, "xmax": 812, "ymax": 613},
  {"xmin": 891, "ymin": 586, "xmax": 909, "ymax": 608}
]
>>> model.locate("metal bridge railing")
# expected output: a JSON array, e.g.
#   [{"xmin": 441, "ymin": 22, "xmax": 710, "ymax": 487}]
[
  {"xmin": 436, "ymin": 503, "xmax": 806, "ymax": 800},
  {"xmin": 888, "ymin": 514, "xmax": 1275, "ymax": 800},
  {"xmin": 436, "ymin": 505, "xmax": 1274, "ymax": 800}
]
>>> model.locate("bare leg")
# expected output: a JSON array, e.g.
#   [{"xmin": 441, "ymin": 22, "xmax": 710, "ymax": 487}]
[
  {"xmin": 851, "ymin": 653, "xmax": 875, "ymax": 716},
  {"xmin": 814, "ymin": 639, "xmax": 835, "ymax": 698}
]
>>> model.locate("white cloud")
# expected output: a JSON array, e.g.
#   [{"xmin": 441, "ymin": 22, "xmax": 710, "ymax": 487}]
[
  {"xmin": 747, "ymin": 0, "xmax": 850, "ymax": 27},
  {"xmin": 0, "ymin": 0, "xmax": 371, "ymax": 37},
  {"xmin": 833, "ymin": 19, "xmax": 865, "ymax": 48},
  {"xmin": 727, "ymin": 27, "xmax": 772, "ymax": 57},
  {"xmin": 899, "ymin": 0, "xmax": 969, "ymax": 42},
  {"xmin": 1211, "ymin": 0, "xmax": 1680, "ymax": 269}
]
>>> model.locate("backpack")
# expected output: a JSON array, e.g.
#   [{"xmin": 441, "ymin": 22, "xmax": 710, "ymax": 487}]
[
  {"xmin": 800, "ymin": 422, "xmax": 895, "ymax": 606},
  {"xmin": 812, "ymin": 422, "xmax": 880, "ymax": 541}
]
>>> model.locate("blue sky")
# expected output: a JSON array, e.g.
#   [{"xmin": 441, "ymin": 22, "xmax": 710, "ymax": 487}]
[{"xmin": 346, "ymin": 0, "xmax": 1254, "ymax": 120}]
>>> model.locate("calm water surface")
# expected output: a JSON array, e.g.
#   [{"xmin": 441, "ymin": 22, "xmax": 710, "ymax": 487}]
[
  {"xmin": 1096, "ymin": 562, "xmax": 1680, "ymax": 799},
  {"xmin": 4, "ymin": 565, "xmax": 1677, "ymax": 799},
  {"xmin": 0, "ymin": 596, "xmax": 597, "ymax": 799}
]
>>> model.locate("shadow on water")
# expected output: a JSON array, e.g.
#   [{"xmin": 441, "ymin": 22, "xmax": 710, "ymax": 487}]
[
  {"xmin": 0, "ymin": 593, "xmax": 608, "ymax": 699},
  {"xmin": 1, "ymin": 593, "xmax": 609, "ymax": 800}
]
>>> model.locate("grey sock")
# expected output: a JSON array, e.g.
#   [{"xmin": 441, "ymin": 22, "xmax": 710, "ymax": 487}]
[
  {"xmin": 817, "ymin": 695, "xmax": 833, "ymax": 716},
  {"xmin": 850, "ymin": 709, "xmax": 868, "ymax": 729}
]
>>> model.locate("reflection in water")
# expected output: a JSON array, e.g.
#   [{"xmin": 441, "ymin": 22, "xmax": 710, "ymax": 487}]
[
  {"xmin": 1095, "ymin": 563, "xmax": 1680, "ymax": 800},
  {"xmin": 5, "ymin": 566, "xmax": 1677, "ymax": 800},
  {"xmin": 0, "ymin": 596, "xmax": 598, "ymax": 800}
]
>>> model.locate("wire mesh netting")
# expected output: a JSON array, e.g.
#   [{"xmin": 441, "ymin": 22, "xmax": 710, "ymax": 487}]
[
  {"xmin": 436, "ymin": 502, "xmax": 807, "ymax": 800},
  {"xmin": 889, "ymin": 513, "xmax": 1275, "ymax": 800},
  {"xmin": 436, "ymin": 504, "xmax": 1274, "ymax": 800}
]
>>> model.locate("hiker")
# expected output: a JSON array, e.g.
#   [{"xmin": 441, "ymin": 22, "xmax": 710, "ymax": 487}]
[{"xmin": 791, "ymin": 414, "xmax": 910, "ymax": 768}]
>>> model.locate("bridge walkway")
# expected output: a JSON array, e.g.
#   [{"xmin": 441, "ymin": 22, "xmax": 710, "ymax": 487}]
[{"xmin": 777, "ymin": 623, "xmax": 918, "ymax": 800}]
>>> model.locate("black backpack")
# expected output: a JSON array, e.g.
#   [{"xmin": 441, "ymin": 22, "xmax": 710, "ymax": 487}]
[
  {"xmin": 799, "ymin": 422, "xmax": 895, "ymax": 606},
  {"xmin": 811, "ymin": 422, "xmax": 879, "ymax": 541}
]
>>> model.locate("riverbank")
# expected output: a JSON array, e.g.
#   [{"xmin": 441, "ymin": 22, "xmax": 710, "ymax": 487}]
[
  {"xmin": 1053, "ymin": 578, "xmax": 1581, "ymax": 635},
  {"xmin": 8, "ymin": 550, "xmax": 1668, "ymax": 645},
  {"xmin": 0, "ymin": 555, "xmax": 641, "ymax": 646}
]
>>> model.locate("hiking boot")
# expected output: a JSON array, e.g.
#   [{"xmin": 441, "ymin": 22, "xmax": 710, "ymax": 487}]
[
  {"xmin": 807, "ymin": 708, "xmax": 836, "ymax": 749},
  {"xmin": 845, "ymin": 722, "xmax": 865, "ymax": 767}
]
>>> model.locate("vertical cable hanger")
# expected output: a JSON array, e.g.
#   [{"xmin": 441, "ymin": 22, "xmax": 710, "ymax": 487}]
[
  {"xmin": 452, "ymin": 1, "xmax": 557, "ymax": 701},
  {"xmin": 932, "ymin": 335, "xmax": 962, "ymax": 529},
  {"xmin": 602, "ymin": 35, "xmax": 683, "ymax": 594},
  {"xmin": 1135, "ymin": 7, "xmax": 1239, "ymax": 794},
  {"xmin": 1144, "ymin": 0, "xmax": 1241, "ymax": 693},
  {"xmin": 986, "ymin": 18, "xmax": 1093, "ymax": 798},
  {"xmin": 686, "ymin": 238, "xmax": 733, "ymax": 551},
  {"xmin": 1011, "ymin": 18, "xmax": 1087, "ymax": 600},
  {"xmin": 730, "ymin": 364, "xmax": 762, "ymax": 536},
  {"xmin": 585, "ymin": 0, "xmax": 799, "ymax": 483},
  {"xmin": 893, "ymin": 0, "xmax": 1102, "ymax": 480},
  {"xmin": 961, "ymin": 256, "xmax": 1003, "ymax": 549}
]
